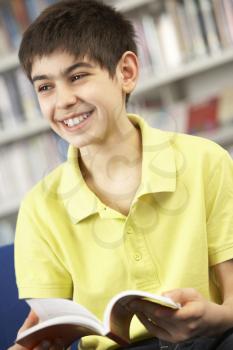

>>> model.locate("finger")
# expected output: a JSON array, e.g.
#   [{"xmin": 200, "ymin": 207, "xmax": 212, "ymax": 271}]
[
  {"xmin": 8, "ymin": 345, "xmax": 26, "ymax": 350},
  {"xmin": 18, "ymin": 310, "xmax": 39, "ymax": 334},
  {"xmin": 50, "ymin": 338, "xmax": 65, "ymax": 350},
  {"xmin": 34, "ymin": 340, "xmax": 52, "ymax": 350},
  {"xmin": 136, "ymin": 311, "xmax": 172, "ymax": 342},
  {"xmin": 162, "ymin": 288, "xmax": 202, "ymax": 306},
  {"xmin": 129, "ymin": 299, "xmax": 176, "ymax": 319}
]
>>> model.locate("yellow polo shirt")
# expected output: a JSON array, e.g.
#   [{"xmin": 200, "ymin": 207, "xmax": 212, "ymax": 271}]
[{"xmin": 15, "ymin": 114, "xmax": 233, "ymax": 350}]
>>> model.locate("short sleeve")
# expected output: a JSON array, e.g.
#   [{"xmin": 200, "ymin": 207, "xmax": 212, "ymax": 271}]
[
  {"xmin": 206, "ymin": 150, "xmax": 233, "ymax": 266},
  {"xmin": 15, "ymin": 200, "xmax": 73, "ymax": 299}
]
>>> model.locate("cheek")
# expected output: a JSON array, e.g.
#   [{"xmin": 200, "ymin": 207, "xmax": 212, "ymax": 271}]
[{"xmin": 39, "ymin": 98, "xmax": 54, "ymax": 119}]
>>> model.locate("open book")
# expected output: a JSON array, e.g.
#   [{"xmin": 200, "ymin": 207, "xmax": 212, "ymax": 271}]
[{"xmin": 16, "ymin": 290, "xmax": 180, "ymax": 349}]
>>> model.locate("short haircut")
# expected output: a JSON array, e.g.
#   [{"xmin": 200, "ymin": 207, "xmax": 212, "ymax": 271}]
[{"xmin": 18, "ymin": 0, "xmax": 138, "ymax": 104}]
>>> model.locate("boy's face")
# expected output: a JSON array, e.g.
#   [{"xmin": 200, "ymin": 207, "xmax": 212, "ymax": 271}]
[{"xmin": 31, "ymin": 51, "xmax": 129, "ymax": 148}]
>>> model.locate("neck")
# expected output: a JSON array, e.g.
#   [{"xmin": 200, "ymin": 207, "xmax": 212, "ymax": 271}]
[{"xmin": 79, "ymin": 115, "xmax": 142, "ymax": 182}]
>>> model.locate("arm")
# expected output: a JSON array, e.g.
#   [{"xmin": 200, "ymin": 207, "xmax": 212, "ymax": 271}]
[
  {"xmin": 128, "ymin": 259, "xmax": 233, "ymax": 343},
  {"xmin": 8, "ymin": 310, "xmax": 64, "ymax": 350}
]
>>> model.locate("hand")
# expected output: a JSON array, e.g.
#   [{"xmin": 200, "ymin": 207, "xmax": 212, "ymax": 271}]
[
  {"xmin": 128, "ymin": 288, "xmax": 227, "ymax": 343},
  {"xmin": 8, "ymin": 310, "xmax": 65, "ymax": 350}
]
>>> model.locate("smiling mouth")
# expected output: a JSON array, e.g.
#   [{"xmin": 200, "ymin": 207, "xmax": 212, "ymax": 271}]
[{"xmin": 63, "ymin": 110, "xmax": 94, "ymax": 127}]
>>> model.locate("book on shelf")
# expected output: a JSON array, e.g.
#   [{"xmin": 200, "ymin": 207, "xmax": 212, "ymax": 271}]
[
  {"xmin": 218, "ymin": 86, "xmax": 233, "ymax": 126},
  {"xmin": 1, "ymin": 0, "xmax": 233, "ymax": 72},
  {"xmin": 0, "ymin": 76, "xmax": 18, "ymax": 129},
  {"xmin": 183, "ymin": 0, "xmax": 207, "ymax": 57},
  {"xmin": 1, "ymin": 2, "xmax": 22, "ymax": 50},
  {"xmin": 130, "ymin": 84, "xmax": 233, "ymax": 138},
  {"xmin": 16, "ymin": 290, "xmax": 180, "ymax": 349},
  {"xmin": 131, "ymin": 17, "xmax": 154, "ymax": 77},
  {"xmin": 0, "ymin": 0, "xmax": 58, "ymax": 55},
  {"xmin": 15, "ymin": 67, "xmax": 41, "ymax": 122},
  {"xmin": 212, "ymin": 0, "xmax": 232, "ymax": 49},
  {"xmin": 10, "ymin": 0, "xmax": 31, "ymax": 33},
  {"xmin": 197, "ymin": 0, "xmax": 221, "ymax": 54},
  {"xmin": 0, "ymin": 68, "xmax": 42, "ymax": 129},
  {"xmin": 222, "ymin": 0, "xmax": 233, "ymax": 44},
  {"xmin": 0, "ymin": 134, "xmax": 62, "ymax": 203},
  {"xmin": 3, "ymin": 70, "xmax": 25, "ymax": 124},
  {"xmin": 187, "ymin": 96, "xmax": 219, "ymax": 134},
  {"xmin": 164, "ymin": 0, "xmax": 189, "ymax": 63},
  {"xmin": 156, "ymin": 3, "xmax": 183, "ymax": 68},
  {"xmin": 140, "ymin": 14, "xmax": 165, "ymax": 72},
  {"xmin": 0, "ymin": 13, "xmax": 12, "ymax": 55}
]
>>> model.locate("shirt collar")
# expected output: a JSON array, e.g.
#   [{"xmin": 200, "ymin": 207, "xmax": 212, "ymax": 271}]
[
  {"xmin": 59, "ymin": 114, "xmax": 177, "ymax": 223},
  {"xmin": 130, "ymin": 114, "xmax": 177, "ymax": 198},
  {"xmin": 59, "ymin": 146, "xmax": 99, "ymax": 224}
]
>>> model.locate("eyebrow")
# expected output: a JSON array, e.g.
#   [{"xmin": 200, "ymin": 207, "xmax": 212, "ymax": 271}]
[{"xmin": 32, "ymin": 62, "xmax": 94, "ymax": 83}]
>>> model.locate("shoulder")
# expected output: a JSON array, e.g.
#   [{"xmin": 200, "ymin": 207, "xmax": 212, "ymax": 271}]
[
  {"xmin": 154, "ymin": 129, "xmax": 233, "ymax": 187},
  {"xmin": 166, "ymin": 130, "xmax": 231, "ymax": 167}
]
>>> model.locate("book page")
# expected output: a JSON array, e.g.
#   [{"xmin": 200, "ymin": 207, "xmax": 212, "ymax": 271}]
[
  {"xmin": 16, "ymin": 317, "xmax": 103, "ymax": 349},
  {"xmin": 103, "ymin": 290, "xmax": 180, "ymax": 341},
  {"xmin": 27, "ymin": 298, "xmax": 100, "ymax": 324}
]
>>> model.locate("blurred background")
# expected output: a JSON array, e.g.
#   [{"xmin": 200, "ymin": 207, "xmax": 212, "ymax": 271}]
[{"xmin": 0, "ymin": 0, "xmax": 233, "ymax": 246}]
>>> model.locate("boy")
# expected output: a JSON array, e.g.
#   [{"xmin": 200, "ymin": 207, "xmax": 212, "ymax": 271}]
[{"xmin": 9, "ymin": 0, "xmax": 233, "ymax": 349}]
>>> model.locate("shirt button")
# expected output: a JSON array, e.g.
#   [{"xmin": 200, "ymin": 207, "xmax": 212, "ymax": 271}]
[
  {"xmin": 134, "ymin": 253, "xmax": 142, "ymax": 261},
  {"xmin": 127, "ymin": 227, "xmax": 133, "ymax": 234}
]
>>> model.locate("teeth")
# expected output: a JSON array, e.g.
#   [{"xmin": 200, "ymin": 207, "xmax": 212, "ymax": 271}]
[{"xmin": 64, "ymin": 111, "xmax": 92, "ymax": 127}]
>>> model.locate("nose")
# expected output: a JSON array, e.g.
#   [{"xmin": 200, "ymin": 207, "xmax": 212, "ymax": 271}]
[{"xmin": 55, "ymin": 84, "xmax": 77, "ymax": 109}]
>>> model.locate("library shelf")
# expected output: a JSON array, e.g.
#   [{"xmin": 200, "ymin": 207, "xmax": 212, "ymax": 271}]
[
  {"xmin": 133, "ymin": 48, "xmax": 233, "ymax": 98},
  {"xmin": 0, "ymin": 119, "xmax": 50, "ymax": 146}
]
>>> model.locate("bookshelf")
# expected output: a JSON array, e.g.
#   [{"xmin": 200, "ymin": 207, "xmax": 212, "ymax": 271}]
[
  {"xmin": 0, "ymin": 119, "xmax": 50, "ymax": 146},
  {"xmin": 0, "ymin": 0, "xmax": 233, "ymax": 242},
  {"xmin": 134, "ymin": 48, "xmax": 233, "ymax": 97}
]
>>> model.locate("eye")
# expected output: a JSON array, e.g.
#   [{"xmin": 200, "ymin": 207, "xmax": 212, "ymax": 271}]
[
  {"xmin": 37, "ymin": 84, "xmax": 53, "ymax": 93},
  {"xmin": 71, "ymin": 73, "xmax": 87, "ymax": 82}
]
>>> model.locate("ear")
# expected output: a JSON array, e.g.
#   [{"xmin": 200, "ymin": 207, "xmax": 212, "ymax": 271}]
[{"xmin": 117, "ymin": 51, "xmax": 139, "ymax": 94}]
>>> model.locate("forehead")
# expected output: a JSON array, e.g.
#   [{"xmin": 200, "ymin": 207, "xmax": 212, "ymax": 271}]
[{"xmin": 31, "ymin": 51, "xmax": 96, "ymax": 77}]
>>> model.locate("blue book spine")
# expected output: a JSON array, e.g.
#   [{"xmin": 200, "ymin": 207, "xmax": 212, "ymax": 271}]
[
  {"xmin": 24, "ymin": 0, "xmax": 40, "ymax": 22},
  {"xmin": 1, "ymin": 3, "xmax": 21, "ymax": 50}
]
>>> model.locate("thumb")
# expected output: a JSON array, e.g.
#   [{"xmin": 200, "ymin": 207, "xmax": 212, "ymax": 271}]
[
  {"xmin": 162, "ymin": 288, "xmax": 202, "ymax": 306},
  {"xmin": 18, "ymin": 309, "xmax": 39, "ymax": 334}
]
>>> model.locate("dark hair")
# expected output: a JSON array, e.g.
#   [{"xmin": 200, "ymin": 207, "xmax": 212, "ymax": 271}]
[{"xmin": 18, "ymin": 0, "xmax": 138, "ymax": 104}]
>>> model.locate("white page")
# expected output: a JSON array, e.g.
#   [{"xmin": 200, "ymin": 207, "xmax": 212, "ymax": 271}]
[
  {"xmin": 27, "ymin": 298, "xmax": 101, "ymax": 325},
  {"xmin": 103, "ymin": 290, "xmax": 180, "ymax": 327}
]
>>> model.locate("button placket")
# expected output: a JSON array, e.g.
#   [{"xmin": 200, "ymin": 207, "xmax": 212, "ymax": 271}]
[{"xmin": 134, "ymin": 253, "xmax": 142, "ymax": 261}]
